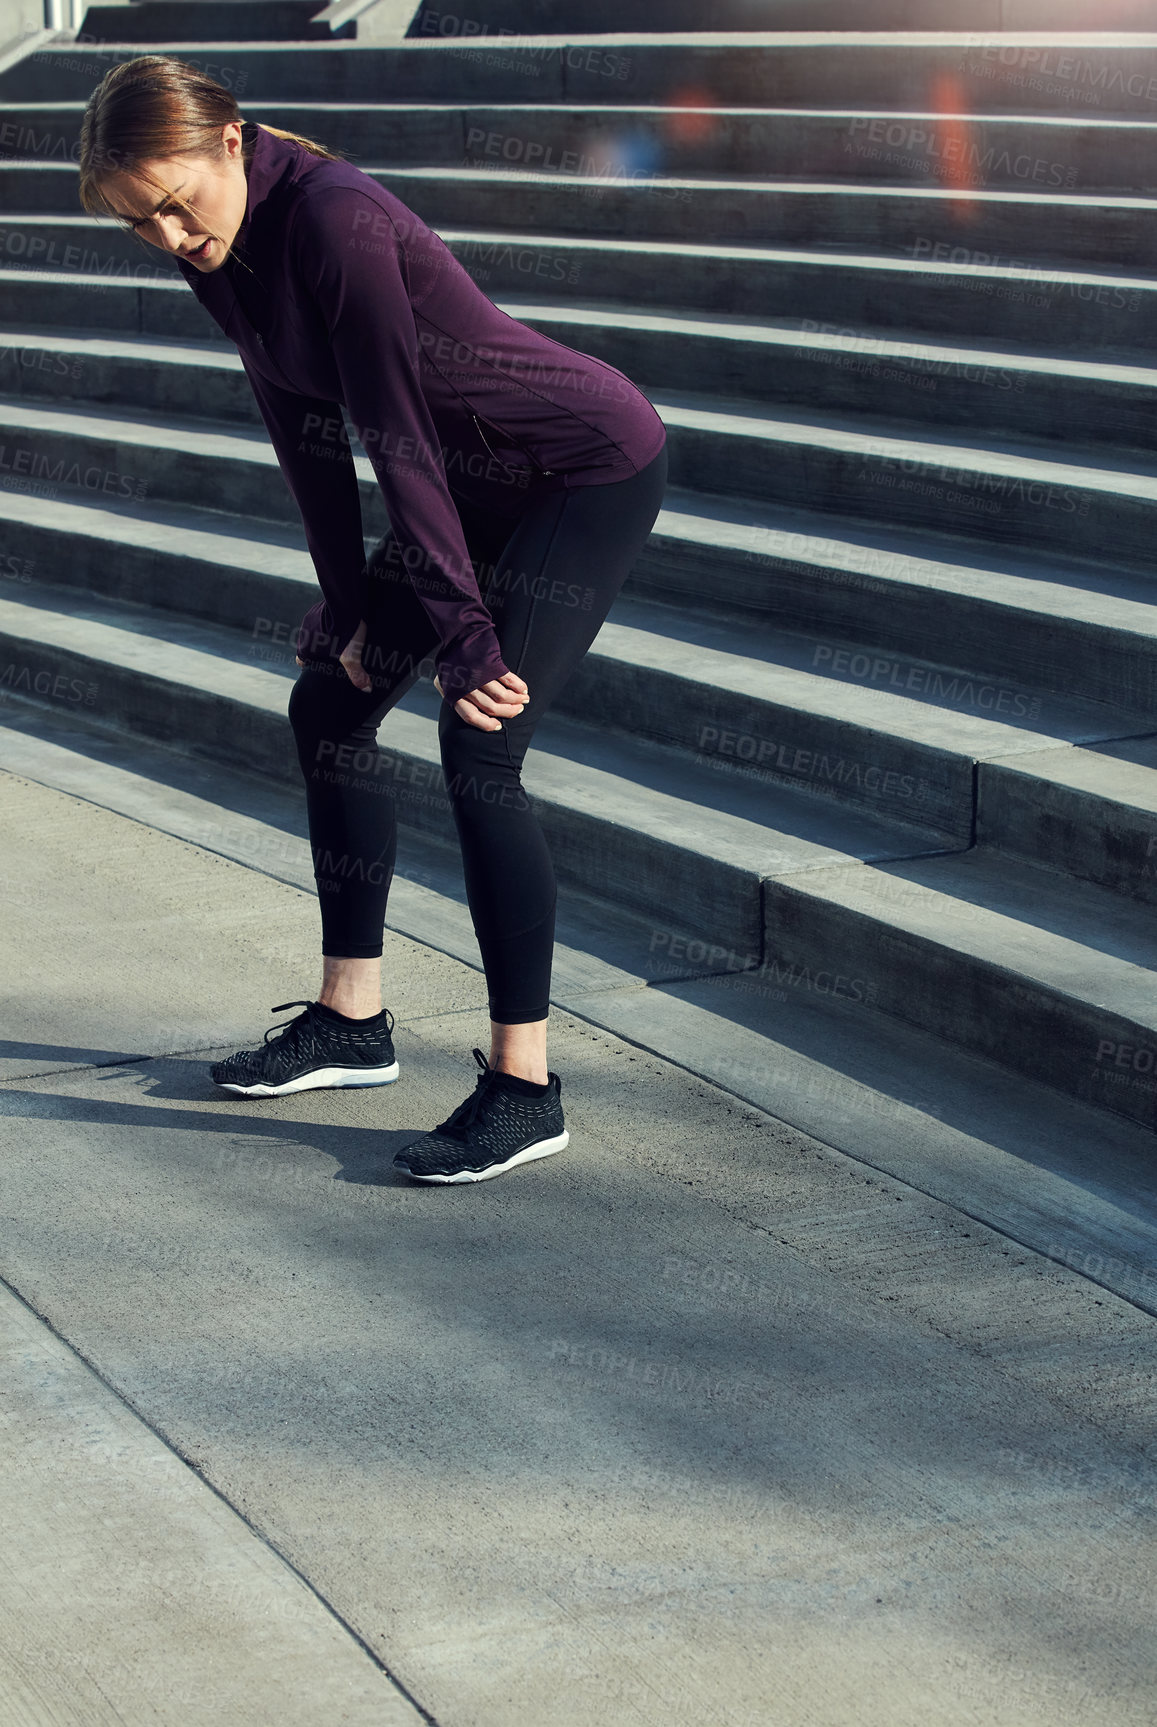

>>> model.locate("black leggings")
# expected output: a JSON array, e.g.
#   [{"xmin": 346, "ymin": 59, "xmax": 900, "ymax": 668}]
[{"xmin": 286, "ymin": 440, "xmax": 668, "ymax": 1024}]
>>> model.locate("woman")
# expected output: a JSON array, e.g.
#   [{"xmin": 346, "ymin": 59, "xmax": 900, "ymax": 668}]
[{"xmin": 78, "ymin": 55, "xmax": 668, "ymax": 1184}]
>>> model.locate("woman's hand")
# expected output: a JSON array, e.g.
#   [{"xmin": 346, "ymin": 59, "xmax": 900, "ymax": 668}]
[
  {"xmin": 435, "ymin": 669, "xmax": 529, "ymax": 731},
  {"xmin": 295, "ymin": 618, "xmax": 372, "ymax": 693},
  {"xmin": 339, "ymin": 619, "xmax": 372, "ymax": 691}
]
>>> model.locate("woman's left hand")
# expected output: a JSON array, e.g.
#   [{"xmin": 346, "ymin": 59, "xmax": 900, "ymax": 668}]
[{"xmin": 435, "ymin": 670, "xmax": 529, "ymax": 731}]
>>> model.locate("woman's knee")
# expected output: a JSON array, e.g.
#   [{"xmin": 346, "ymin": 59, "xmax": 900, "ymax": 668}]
[
  {"xmin": 438, "ymin": 713, "xmax": 530, "ymax": 816},
  {"xmin": 439, "ymin": 710, "xmax": 493, "ymax": 780}
]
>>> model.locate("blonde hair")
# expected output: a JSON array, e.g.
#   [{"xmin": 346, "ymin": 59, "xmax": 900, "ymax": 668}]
[{"xmin": 77, "ymin": 53, "xmax": 345, "ymax": 273}]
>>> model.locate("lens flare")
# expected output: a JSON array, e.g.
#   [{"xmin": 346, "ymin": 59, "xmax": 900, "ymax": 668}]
[
  {"xmin": 931, "ymin": 74, "xmax": 977, "ymax": 215},
  {"xmin": 664, "ymin": 87, "xmax": 717, "ymax": 146}
]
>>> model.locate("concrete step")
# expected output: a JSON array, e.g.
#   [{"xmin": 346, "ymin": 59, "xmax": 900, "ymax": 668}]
[
  {"xmin": 5, "ymin": 232, "xmax": 1153, "ymax": 362},
  {"xmin": 652, "ymin": 393, "xmax": 1157, "ymax": 574},
  {"xmin": 3, "ymin": 580, "xmax": 1156, "ymax": 1131},
  {"xmin": 0, "ymin": 396, "xmax": 305, "ymax": 538},
  {"xmin": 6, "ymin": 373, "xmax": 1157, "ymax": 719},
  {"xmin": 0, "ymin": 482, "xmax": 1011, "ymax": 851},
  {"xmin": 9, "ymin": 307, "xmax": 1157, "ymax": 462},
  {"xmin": 637, "ymin": 490, "xmax": 1157, "ymax": 715},
  {"xmin": 763, "ymin": 846, "xmax": 1157, "ymax": 1132},
  {"xmin": 979, "ymin": 735, "xmax": 1157, "ymax": 905},
  {"xmin": 384, "ymin": 166, "xmax": 1157, "ymax": 271},
  {"xmin": 487, "ymin": 303, "xmax": 1157, "ymax": 457},
  {"xmin": 404, "ymin": 1, "xmax": 1157, "ymax": 34},
  {"xmin": 0, "ymin": 577, "xmax": 948, "ymax": 959},
  {"xmin": 592, "ymin": 601, "xmax": 1157, "ymax": 902},
  {"xmin": 423, "ymin": 233, "xmax": 1157, "ymax": 353},
  {"xmin": 16, "ymin": 156, "xmax": 1157, "ymax": 270},
  {"xmin": 11, "ymin": 383, "xmax": 1157, "ymax": 583},
  {"xmin": 80, "ymin": 1, "xmax": 352, "ymax": 40},
  {"xmin": 8, "ymin": 99, "xmax": 1157, "ymax": 193},
  {"xmin": 9, "ymin": 36, "xmax": 1157, "ymax": 118},
  {"xmin": 5, "ymin": 420, "xmax": 1156, "ymax": 725},
  {"xmin": 563, "ymin": 594, "xmax": 1153, "ymax": 851},
  {"xmin": 3, "ymin": 476, "xmax": 1154, "ymax": 890}
]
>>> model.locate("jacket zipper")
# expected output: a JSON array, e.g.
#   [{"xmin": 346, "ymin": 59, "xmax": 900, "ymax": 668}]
[
  {"xmin": 471, "ymin": 409, "xmax": 556, "ymax": 478},
  {"xmin": 418, "ymin": 345, "xmax": 558, "ymax": 478}
]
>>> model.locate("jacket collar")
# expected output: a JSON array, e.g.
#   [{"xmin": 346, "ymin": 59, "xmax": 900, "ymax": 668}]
[{"xmin": 236, "ymin": 119, "xmax": 301, "ymax": 245}]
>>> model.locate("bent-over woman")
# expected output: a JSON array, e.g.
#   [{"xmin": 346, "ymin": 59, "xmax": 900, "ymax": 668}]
[{"xmin": 78, "ymin": 55, "xmax": 668, "ymax": 1183}]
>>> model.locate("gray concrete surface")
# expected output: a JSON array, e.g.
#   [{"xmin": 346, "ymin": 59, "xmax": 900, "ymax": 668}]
[
  {"xmin": 4, "ymin": 700, "xmax": 1157, "ymax": 1297},
  {"xmin": 0, "ymin": 1276, "xmax": 423, "ymax": 1727},
  {"xmin": 2, "ymin": 752, "xmax": 1156, "ymax": 1725}
]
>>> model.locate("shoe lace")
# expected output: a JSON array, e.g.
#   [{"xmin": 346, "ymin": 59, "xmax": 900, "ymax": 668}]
[
  {"xmin": 261, "ymin": 999, "xmax": 394, "ymax": 1068},
  {"xmin": 435, "ymin": 1048, "xmax": 500, "ymax": 1137},
  {"xmin": 261, "ymin": 999, "xmax": 323, "ymax": 1076}
]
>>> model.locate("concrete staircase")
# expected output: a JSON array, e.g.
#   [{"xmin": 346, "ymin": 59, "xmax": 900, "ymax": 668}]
[
  {"xmin": 77, "ymin": 3, "xmax": 353, "ymax": 42},
  {"xmin": 1, "ymin": 22, "xmax": 1156, "ymax": 1134}
]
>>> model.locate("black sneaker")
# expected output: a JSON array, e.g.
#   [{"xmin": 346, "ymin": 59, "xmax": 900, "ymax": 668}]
[
  {"xmin": 210, "ymin": 999, "xmax": 399, "ymax": 1097},
  {"xmin": 393, "ymin": 1048, "xmax": 568, "ymax": 1184}
]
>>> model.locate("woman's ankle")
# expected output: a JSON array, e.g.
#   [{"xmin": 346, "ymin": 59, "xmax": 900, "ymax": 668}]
[
  {"xmin": 319, "ymin": 955, "xmax": 383, "ymax": 1020},
  {"xmin": 489, "ymin": 1016, "xmax": 548, "ymax": 1085},
  {"xmin": 318, "ymin": 996, "xmax": 383, "ymax": 1021}
]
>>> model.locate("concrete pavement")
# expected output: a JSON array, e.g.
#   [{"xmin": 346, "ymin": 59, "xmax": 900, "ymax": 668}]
[
  {"xmin": 1, "ymin": 734, "xmax": 1156, "ymax": 1725},
  {"xmin": 0, "ymin": 1278, "xmax": 424, "ymax": 1726}
]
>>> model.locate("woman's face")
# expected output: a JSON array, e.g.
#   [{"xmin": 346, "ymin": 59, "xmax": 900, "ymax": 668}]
[{"xmin": 99, "ymin": 120, "xmax": 249, "ymax": 269}]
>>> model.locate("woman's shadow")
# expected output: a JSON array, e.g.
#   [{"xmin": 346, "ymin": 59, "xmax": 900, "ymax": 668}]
[{"xmin": 124, "ymin": 1056, "xmax": 431, "ymax": 1188}]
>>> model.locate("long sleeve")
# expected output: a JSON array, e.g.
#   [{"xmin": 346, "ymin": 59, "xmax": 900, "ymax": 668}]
[
  {"xmin": 285, "ymin": 184, "xmax": 509, "ymax": 702},
  {"xmin": 237, "ymin": 354, "xmax": 368, "ymax": 662}
]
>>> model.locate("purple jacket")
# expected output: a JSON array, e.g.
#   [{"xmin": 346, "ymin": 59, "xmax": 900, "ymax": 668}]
[{"xmin": 175, "ymin": 120, "xmax": 667, "ymax": 701}]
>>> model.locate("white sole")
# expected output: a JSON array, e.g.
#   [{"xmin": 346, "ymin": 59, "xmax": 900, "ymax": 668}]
[
  {"xmin": 402, "ymin": 1129, "xmax": 569, "ymax": 1184},
  {"xmin": 214, "ymin": 1061, "xmax": 399, "ymax": 1098}
]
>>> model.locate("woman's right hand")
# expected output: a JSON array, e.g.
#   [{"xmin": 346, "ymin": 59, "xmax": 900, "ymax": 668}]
[
  {"xmin": 295, "ymin": 618, "xmax": 371, "ymax": 692},
  {"xmin": 338, "ymin": 619, "xmax": 372, "ymax": 691}
]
